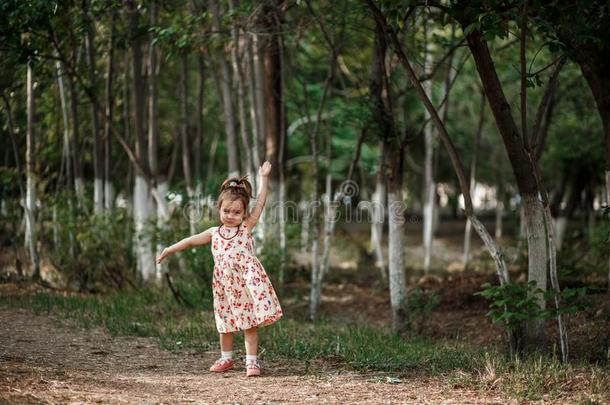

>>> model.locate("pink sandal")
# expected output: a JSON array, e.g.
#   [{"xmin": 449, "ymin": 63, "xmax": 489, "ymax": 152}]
[
  {"xmin": 246, "ymin": 361, "xmax": 261, "ymax": 377},
  {"xmin": 209, "ymin": 358, "xmax": 234, "ymax": 373}
]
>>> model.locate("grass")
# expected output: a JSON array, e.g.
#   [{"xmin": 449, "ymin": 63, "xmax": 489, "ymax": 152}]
[{"xmin": 1, "ymin": 287, "xmax": 608, "ymax": 402}]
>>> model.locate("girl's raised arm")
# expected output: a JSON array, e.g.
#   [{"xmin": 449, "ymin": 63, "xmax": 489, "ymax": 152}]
[
  {"xmin": 245, "ymin": 161, "xmax": 271, "ymax": 231},
  {"xmin": 156, "ymin": 227, "xmax": 214, "ymax": 264}
]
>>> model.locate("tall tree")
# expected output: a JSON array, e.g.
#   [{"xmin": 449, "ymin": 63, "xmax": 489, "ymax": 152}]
[
  {"xmin": 126, "ymin": 0, "xmax": 155, "ymax": 281},
  {"xmin": 103, "ymin": 11, "xmax": 117, "ymax": 211},
  {"xmin": 210, "ymin": 0, "xmax": 239, "ymax": 176},
  {"xmin": 25, "ymin": 59, "xmax": 40, "ymax": 280}
]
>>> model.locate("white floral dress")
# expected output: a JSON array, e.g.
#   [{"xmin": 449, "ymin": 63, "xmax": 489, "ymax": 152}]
[{"xmin": 210, "ymin": 222, "xmax": 283, "ymax": 333}]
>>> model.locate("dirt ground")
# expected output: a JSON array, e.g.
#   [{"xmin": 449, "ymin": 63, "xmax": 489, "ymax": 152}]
[{"xmin": 0, "ymin": 304, "xmax": 524, "ymax": 405}]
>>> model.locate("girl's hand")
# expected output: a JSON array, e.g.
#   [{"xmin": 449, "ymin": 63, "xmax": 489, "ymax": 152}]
[
  {"xmin": 156, "ymin": 248, "xmax": 172, "ymax": 264},
  {"xmin": 259, "ymin": 161, "xmax": 272, "ymax": 178}
]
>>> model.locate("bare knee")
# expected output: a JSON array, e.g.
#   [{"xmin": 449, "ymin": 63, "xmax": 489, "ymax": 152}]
[{"xmin": 244, "ymin": 327, "xmax": 258, "ymax": 340}]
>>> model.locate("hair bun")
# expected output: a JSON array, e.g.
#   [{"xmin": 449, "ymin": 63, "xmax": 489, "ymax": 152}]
[{"xmin": 220, "ymin": 175, "xmax": 253, "ymax": 198}]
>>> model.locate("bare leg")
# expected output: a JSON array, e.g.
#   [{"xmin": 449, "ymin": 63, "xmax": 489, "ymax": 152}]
[
  {"xmin": 219, "ymin": 332, "xmax": 233, "ymax": 352},
  {"xmin": 244, "ymin": 327, "xmax": 258, "ymax": 355}
]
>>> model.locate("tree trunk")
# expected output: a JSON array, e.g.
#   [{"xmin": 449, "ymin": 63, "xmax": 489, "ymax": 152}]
[
  {"xmin": 387, "ymin": 152, "xmax": 407, "ymax": 332},
  {"xmin": 307, "ymin": 66, "xmax": 334, "ymax": 321},
  {"xmin": 370, "ymin": 18, "xmax": 407, "ymax": 331},
  {"xmin": 194, "ymin": 52, "xmax": 205, "ymax": 191},
  {"xmin": 56, "ymin": 60, "xmax": 73, "ymax": 192},
  {"xmin": 246, "ymin": 35, "xmax": 262, "ymax": 178},
  {"xmin": 85, "ymin": 17, "xmax": 103, "ymax": 214},
  {"xmin": 156, "ymin": 179, "xmax": 170, "ymax": 280},
  {"xmin": 67, "ymin": 66, "xmax": 85, "ymax": 206},
  {"xmin": 104, "ymin": 12, "xmax": 117, "ymax": 211},
  {"xmin": 371, "ymin": 144, "xmax": 387, "ymax": 283},
  {"xmin": 495, "ymin": 181, "xmax": 504, "ymax": 240},
  {"xmin": 229, "ymin": 0, "xmax": 255, "ymax": 184},
  {"xmin": 180, "ymin": 53, "xmax": 196, "ymax": 235},
  {"xmin": 252, "ymin": 33, "xmax": 267, "ymax": 170},
  {"xmin": 148, "ymin": 2, "xmax": 158, "ymax": 185},
  {"xmin": 543, "ymin": 206, "xmax": 569, "ymax": 362},
  {"xmin": 210, "ymin": 0, "xmax": 239, "ymax": 176},
  {"xmin": 555, "ymin": 172, "xmax": 583, "ymax": 250},
  {"xmin": 127, "ymin": 0, "xmax": 155, "ymax": 282},
  {"xmin": 260, "ymin": 2, "xmax": 286, "ymax": 262},
  {"xmin": 25, "ymin": 61, "xmax": 40, "ymax": 280},
  {"xmin": 190, "ymin": 0, "xmax": 205, "ymax": 191},
  {"xmin": 464, "ymin": 29, "xmax": 549, "ymax": 347},
  {"xmin": 422, "ymin": 26, "xmax": 436, "ymax": 275},
  {"xmin": 463, "ymin": 91, "xmax": 485, "ymax": 268},
  {"xmin": 4, "ymin": 94, "xmax": 36, "ymax": 279},
  {"xmin": 522, "ymin": 194, "xmax": 548, "ymax": 346}
]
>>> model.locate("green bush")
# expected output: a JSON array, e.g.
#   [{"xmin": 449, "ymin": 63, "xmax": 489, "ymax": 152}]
[
  {"xmin": 404, "ymin": 287, "xmax": 440, "ymax": 335},
  {"xmin": 41, "ymin": 197, "xmax": 136, "ymax": 292}
]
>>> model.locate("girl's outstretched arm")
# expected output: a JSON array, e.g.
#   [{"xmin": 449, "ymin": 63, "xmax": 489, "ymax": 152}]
[
  {"xmin": 245, "ymin": 161, "xmax": 271, "ymax": 231},
  {"xmin": 156, "ymin": 227, "xmax": 214, "ymax": 264}
]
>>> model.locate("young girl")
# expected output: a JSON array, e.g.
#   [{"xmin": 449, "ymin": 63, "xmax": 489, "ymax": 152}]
[{"xmin": 156, "ymin": 161, "xmax": 282, "ymax": 377}]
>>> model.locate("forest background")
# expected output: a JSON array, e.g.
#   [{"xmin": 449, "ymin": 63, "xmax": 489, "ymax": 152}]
[{"xmin": 1, "ymin": 0, "xmax": 609, "ymax": 402}]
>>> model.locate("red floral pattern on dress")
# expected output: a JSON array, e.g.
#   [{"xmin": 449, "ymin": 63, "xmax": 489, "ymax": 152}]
[{"xmin": 211, "ymin": 222, "xmax": 283, "ymax": 333}]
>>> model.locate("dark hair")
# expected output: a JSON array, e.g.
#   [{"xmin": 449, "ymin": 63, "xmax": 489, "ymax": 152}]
[{"xmin": 217, "ymin": 175, "xmax": 253, "ymax": 214}]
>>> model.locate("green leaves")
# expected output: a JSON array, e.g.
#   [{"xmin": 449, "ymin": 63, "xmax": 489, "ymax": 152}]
[
  {"xmin": 149, "ymin": 11, "xmax": 210, "ymax": 58},
  {"xmin": 476, "ymin": 281, "xmax": 589, "ymax": 332}
]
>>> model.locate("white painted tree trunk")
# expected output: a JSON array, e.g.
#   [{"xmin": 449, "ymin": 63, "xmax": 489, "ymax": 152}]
[
  {"xmin": 155, "ymin": 180, "xmax": 169, "ymax": 283},
  {"xmin": 371, "ymin": 180, "xmax": 386, "ymax": 282},
  {"xmin": 134, "ymin": 175, "xmax": 155, "ymax": 281},
  {"xmin": 463, "ymin": 216, "xmax": 473, "ymax": 266},
  {"xmin": 554, "ymin": 216, "xmax": 568, "ymax": 250},
  {"xmin": 543, "ymin": 206, "xmax": 569, "ymax": 362},
  {"xmin": 25, "ymin": 62, "xmax": 40, "ymax": 279},
  {"xmin": 522, "ymin": 194, "xmax": 548, "ymax": 346},
  {"xmin": 495, "ymin": 200, "xmax": 503, "ymax": 240},
  {"xmin": 388, "ymin": 190, "xmax": 407, "ymax": 331},
  {"xmin": 423, "ymin": 176, "xmax": 435, "ymax": 273},
  {"xmin": 318, "ymin": 176, "xmax": 336, "ymax": 288},
  {"xmin": 422, "ymin": 31, "xmax": 436, "ymax": 275},
  {"xmin": 309, "ymin": 199, "xmax": 321, "ymax": 319},
  {"xmin": 104, "ymin": 182, "xmax": 114, "ymax": 211},
  {"xmin": 463, "ymin": 94, "xmax": 484, "ymax": 268}
]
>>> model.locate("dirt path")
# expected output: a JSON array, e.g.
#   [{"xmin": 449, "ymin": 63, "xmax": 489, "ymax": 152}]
[{"xmin": 0, "ymin": 306, "xmax": 520, "ymax": 404}]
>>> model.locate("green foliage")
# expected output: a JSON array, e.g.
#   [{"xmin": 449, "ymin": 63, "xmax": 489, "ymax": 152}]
[
  {"xmin": 477, "ymin": 281, "xmax": 545, "ymax": 332},
  {"xmin": 476, "ymin": 282, "xmax": 589, "ymax": 332},
  {"xmin": 42, "ymin": 198, "xmax": 136, "ymax": 292},
  {"xmin": 404, "ymin": 287, "xmax": 440, "ymax": 335}
]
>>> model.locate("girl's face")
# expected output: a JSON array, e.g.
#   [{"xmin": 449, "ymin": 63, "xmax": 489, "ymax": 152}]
[{"xmin": 220, "ymin": 199, "xmax": 246, "ymax": 227}]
